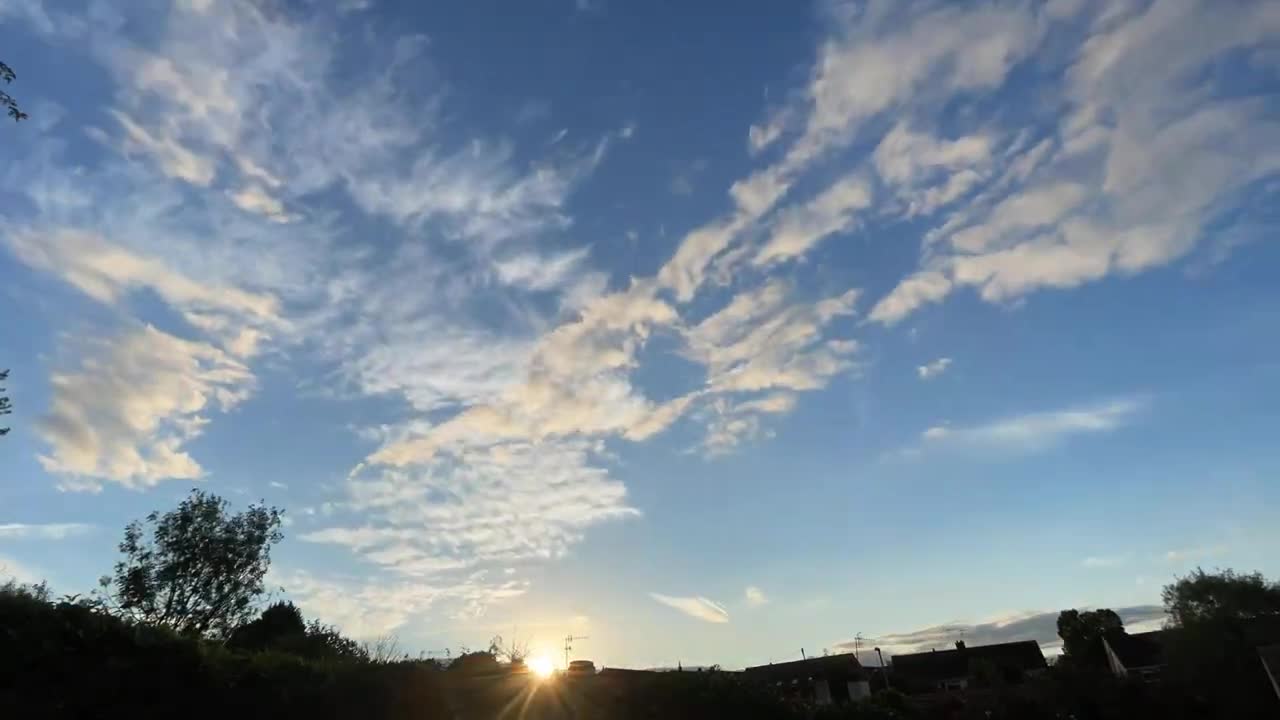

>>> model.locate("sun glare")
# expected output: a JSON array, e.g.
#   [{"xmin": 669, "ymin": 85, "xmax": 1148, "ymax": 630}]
[{"xmin": 529, "ymin": 655, "xmax": 555, "ymax": 679}]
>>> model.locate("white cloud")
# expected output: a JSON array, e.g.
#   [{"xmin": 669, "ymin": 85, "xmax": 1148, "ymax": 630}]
[
  {"xmin": 650, "ymin": 593, "xmax": 730, "ymax": 624},
  {"xmin": 920, "ymin": 425, "xmax": 950, "ymax": 441},
  {"xmin": 744, "ymin": 586, "xmax": 768, "ymax": 607},
  {"xmin": 873, "ymin": 123, "xmax": 993, "ymax": 216},
  {"xmin": 748, "ymin": 109, "xmax": 788, "ymax": 154},
  {"xmin": 493, "ymin": 247, "xmax": 590, "ymax": 292},
  {"xmin": 228, "ymin": 185, "xmax": 293, "ymax": 223},
  {"xmin": 916, "ymin": 357, "xmax": 952, "ymax": 380},
  {"xmin": 790, "ymin": 1, "xmax": 1043, "ymax": 168},
  {"xmin": 870, "ymin": 0, "xmax": 1280, "ymax": 323},
  {"xmin": 868, "ymin": 271, "xmax": 952, "ymax": 325},
  {"xmin": 684, "ymin": 282, "xmax": 860, "ymax": 395},
  {"xmin": 917, "ymin": 398, "xmax": 1143, "ymax": 454},
  {"xmin": 109, "ymin": 109, "xmax": 216, "ymax": 186},
  {"xmin": 278, "ymin": 569, "xmax": 527, "ymax": 639},
  {"xmin": 0, "ymin": 523, "xmax": 93, "ymax": 540},
  {"xmin": 36, "ymin": 325, "xmax": 254, "ymax": 491},
  {"xmin": 697, "ymin": 393, "xmax": 799, "ymax": 457},
  {"xmin": 5, "ymin": 228, "xmax": 280, "ymax": 357},
  {"xmin": 306, "ymin": 439, "xmax": 639, "ymax": 578},
  {"xmin": 754, "ymin": 174, "xmax": 872, "ymax": 267}
]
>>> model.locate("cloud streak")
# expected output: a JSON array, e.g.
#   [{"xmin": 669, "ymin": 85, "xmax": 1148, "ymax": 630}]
[
  {"xmin": 651, "ymin": 593, "xmax": 730, "ymax": 624},
  {"xmin": 916, "ymin": 357, "xmax": 952, "ymax": 380},
  {"xmin": 919, "ymin": 398, "xmax": 1143, "ymax": 454},
  {"xmin": 0, "ymin": 523, "xmax": 93, "ymax": 540}
]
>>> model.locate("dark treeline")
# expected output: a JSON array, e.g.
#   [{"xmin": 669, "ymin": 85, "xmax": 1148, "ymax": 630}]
[{"xmin": 3, "ymin": 490, "xmax": 1279, "ymax": 719}]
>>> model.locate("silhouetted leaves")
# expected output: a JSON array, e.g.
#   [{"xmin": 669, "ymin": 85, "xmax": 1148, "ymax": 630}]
[
  {"xmin": 1, "ymin": 61, "xmax": 28, "ymax": 122},
  {"xmin": 0, "ymin": 369, "xmax": 12, "ymax": 436},
  {"xmin": 98, "ymin": 489, "xmax": 284, "ymax": 638},
  {"xmin": 1163, "ymin": 567, "xmax": 1280, "ymax": 626},
  {"xmin": 1056, "ymin": 608, "xmax": 1123, "ymax": 669}
]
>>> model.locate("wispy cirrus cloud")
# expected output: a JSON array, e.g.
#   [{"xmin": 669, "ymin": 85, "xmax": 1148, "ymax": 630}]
[
  {"xmin": 866, "ymin": 0, "xmax": 1280, "ymax": 324},
  {"xmin": 0, "ymin": 523, "xmax": 93, "ymax": 540},
  {"xmin": 917, "ymin": 398, "xmax": 1143, "ymax": 455},
  {"xmin": 744, "ymin": 586, "xmax": 769, "ymax": 608},
  {"xmin": 651, "ymin": 593, "xmax": 730, "ymax": 624},
  {"xmin": 275, "ymin": 569, "xmax": 528, "ymax": 640}
]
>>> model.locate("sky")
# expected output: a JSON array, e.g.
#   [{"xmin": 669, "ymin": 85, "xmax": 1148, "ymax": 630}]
[{"xmin": 1, "ymin": 0, "xmax": 1279, "ymax": 670}]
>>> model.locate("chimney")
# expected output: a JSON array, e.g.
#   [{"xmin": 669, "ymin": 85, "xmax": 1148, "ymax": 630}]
[{"xmin": 955, "ymin": 641, "xmax": 966, "ymax": 650}]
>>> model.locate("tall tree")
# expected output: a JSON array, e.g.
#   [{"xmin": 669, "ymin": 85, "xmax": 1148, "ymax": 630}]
[
  {"xmin": 98, "ymin": 489, "xmax": 284, "ymax": 638},
  {"xmin": 1163, "ymin": 567, "xmax": 1280, "ymax": 626},
  {"xmin": 1, "ymin": 61, "xmax": 29, "ymax": 122},
  {"xmin": 0, "ymin": 369, "xmax": 12, "ymax": 436},
  {"xmin": 1056, "ymin": 608, "xmax": 1123, "ymax": 666},
  {"xmin": 1161, "ymin": 569, "xmax": 1280, "ymax": 716}
]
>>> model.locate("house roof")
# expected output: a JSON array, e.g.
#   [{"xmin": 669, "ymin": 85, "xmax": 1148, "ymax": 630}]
[
  {"xmin": 891, "ymin": 641, "xmax": 1046, "ymax": 683},
  {"xmin": 742, "ymin": 653, "xmax": 864, "ymax": 683},
  {"xmin": 1106, "ymin": 617, "xmax": 1280, "ymax": 671},
  {"xmin": 1104, "ymin": 630, "xmax": 1167, "ymax": 670}
]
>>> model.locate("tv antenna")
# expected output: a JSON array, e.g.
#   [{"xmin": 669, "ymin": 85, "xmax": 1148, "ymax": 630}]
[{"xmin": 564, "ymin": 634, "xmax": 589, "ymax": 667}]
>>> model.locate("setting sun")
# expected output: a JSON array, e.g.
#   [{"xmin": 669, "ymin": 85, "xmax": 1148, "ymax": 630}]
[{"xmin": 529, "ymin": 655, "xmax": 555, "ymax": 679}]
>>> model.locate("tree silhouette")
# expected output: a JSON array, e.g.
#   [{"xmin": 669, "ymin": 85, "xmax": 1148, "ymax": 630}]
[
  {"xmin": 1, "ymin": 61, "xmax": 28, "ymax": 122},
  {"xmin": 1056, "ymin": 608, "xmax": 1123, "ymax": 667},
  {"xmin": 98, "ymin": 489, "xmax": 284, "ymax": 638},
  {"xmin": 1161, "ymin": 569, "xmax": 1280, "ymax": 716},
  {"xmin": 229, "ymin": 600, "xmax": 367, "ymax": 661},
  {"xmin": 1163, "ymin": 567, "xmax": 1280, "ymax": 626},
  {"xmin": 228, "ymin": 600, "xmax": 307, "ymax": 650},
  {"xmin": 0, "ymin": 369, "xmax": 11, "ymax": 436}
]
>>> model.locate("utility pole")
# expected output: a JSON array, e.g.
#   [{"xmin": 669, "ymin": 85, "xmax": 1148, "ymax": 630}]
[
  {"xmin": 564, "ymin": 634, "xmax": 588, "ymax": 668},
  {"xmin": 854, "ymin": 633, "xmax": 864, "ymax": 661}
]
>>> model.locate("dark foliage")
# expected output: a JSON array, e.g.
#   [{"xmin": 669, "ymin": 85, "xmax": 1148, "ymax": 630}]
[
  {"xmin": 227, "ymin": 601, "xmax": 368, "ymax": 662},
  {"xmin": 0, "ymin": 582, "xmax": 451, "ymax": 719},
  {"xmin": 0, "ymin": 369, "xmax": 12, "ymax": 436},
  {"xmin": 1159, "ymin": 568, "xmax": 1280, "ymax": 718},
  {"xmin": 1163, "ymin": 567, "xmax": 1280, "ymax": 626},
  {"xmin": 97, "ymin": 489, "xmax": 284, "ymax": 638},
  {"xmin": 449, "ymin": 649, "xmax": 502, "ymax": 675},
  {"xmin": 1056, "ymin": 607, "xmax": 1123, "ymax": 668},
  {"xmin": 1, "ymin": 61, "xmax": 28, "ymax": 122}
]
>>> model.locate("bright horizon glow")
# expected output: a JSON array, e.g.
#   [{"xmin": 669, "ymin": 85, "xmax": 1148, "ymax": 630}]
[{"xmin": 529, "ymin": 655, "xmax": 555, "ymax": 679}]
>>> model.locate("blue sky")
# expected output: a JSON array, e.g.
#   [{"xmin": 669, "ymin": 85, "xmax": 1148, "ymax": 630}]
[{"xmin": 2, "ymin": 0, "xmax": 1279, "ymax": 669}]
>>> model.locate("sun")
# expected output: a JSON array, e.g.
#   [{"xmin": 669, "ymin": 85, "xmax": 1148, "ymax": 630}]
[{"xmin": 529, "ymin": 654, "xmax": 555, "ymax": 679}]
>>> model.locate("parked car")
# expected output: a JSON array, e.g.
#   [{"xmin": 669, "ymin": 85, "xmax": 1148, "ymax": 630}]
[{"xmin": 566, "ymin": 660, "xmax": 596, "ymax": 677}]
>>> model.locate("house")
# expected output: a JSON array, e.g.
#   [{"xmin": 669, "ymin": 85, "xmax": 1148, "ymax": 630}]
[
  {"xmin": 891, "ymin": 640, "xmax": 1047, "ymax": 693},
  {"xmin": 1101, "ymin": 630, "xmax": 1166, "ymax": 682},
  {"xmin": 743, "ymin": 653, "xmax": 870, "ymax": 705}
]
